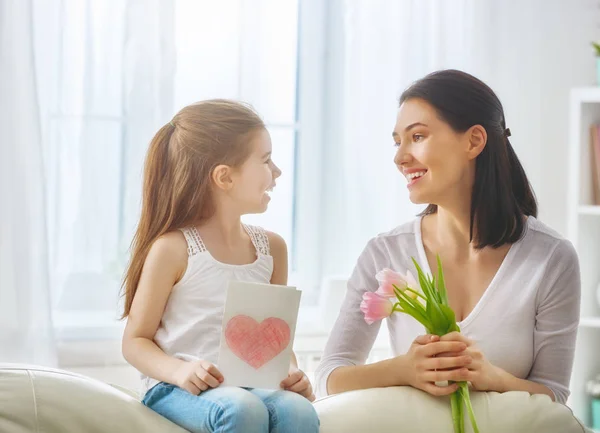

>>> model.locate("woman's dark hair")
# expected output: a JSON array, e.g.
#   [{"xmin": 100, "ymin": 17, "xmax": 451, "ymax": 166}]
[{"xmin": 400, "ymin": 69, "xmax": 537, "ymax": 249}]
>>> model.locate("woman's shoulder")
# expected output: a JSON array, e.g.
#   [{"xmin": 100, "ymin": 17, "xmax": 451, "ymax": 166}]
[
  {"xmin": 522, "ymin": 217, "xmax": 578, "ymax": 265},
  {"xmin": 521, "ymin": 218, "xmax": 580, "ymax": 304},
  {"xmin": 374, "ymin": 218, "xmax": 419, "ymax": 242},
  {"xmin": 361, "ymin": 218, "xmax": 420, "ymax": 254},
  {"xmin": 525, "ymin": 216, "xmax": 564, "ymax": 240}
]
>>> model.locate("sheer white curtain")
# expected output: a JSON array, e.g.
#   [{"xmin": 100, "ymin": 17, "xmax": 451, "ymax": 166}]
[
  {"xmin": 320, "ymin": 0, "xmax": 488, "ymax": 279},
  {"xmin": 318, "ymin": 0, "xmax": 598, "ymax": 280},
  {"xmin": 32, "ymin": 0, "xmax": 176, "ymax": 335},
  {"xmin": 0, "ymin": 0, "xmax": 177, "ymax": 359},
  {"xmin": 32, "ymin": 0, "xmax": 299, "ymax": 338},
  {"xmin": 0, "ymin": 0, "xmax": 55, "ymax": 364}
]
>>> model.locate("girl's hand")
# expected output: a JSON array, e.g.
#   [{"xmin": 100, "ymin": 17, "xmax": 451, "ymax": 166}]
[
  {"xmin": 401, "ymin": 334, "xmax": 473, "ymax": 396},
  {"xmin": 438, "ymin": 332, "xmax": 504, "ymax": 392},
  {"xmin": 281, "ymin": 367, "xmax": 315, "ymax": 401},
  {"xmin": 173, "ymin": 360, "xmax": 224, "ymax": 395}
]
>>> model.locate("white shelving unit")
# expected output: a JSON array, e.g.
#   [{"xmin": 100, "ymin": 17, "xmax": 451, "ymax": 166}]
[{"xmin": 568, "ymin": 88, "xmax": 600, "ymax": 428}]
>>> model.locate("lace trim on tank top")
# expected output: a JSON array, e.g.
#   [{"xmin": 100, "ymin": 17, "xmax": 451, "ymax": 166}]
[
  {"xmin": 179, "ymin": 225, "xmax": 270, "ymax": 257},
  {"xmin": 180, "ymin": 226, "xmax": 207, "ymax": 256},
  {"xmin": 244, "ymin": 224, "xmax": 270, "ymax": 256}
]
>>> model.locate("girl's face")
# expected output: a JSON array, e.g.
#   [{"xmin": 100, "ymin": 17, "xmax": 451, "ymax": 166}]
[
  {"xmin": 230, "ymin": 128, "xmax": 281, "ymax": 214},
  {"xmin": 393, "ymin": 98, "xmax": 483, "ymax": 207}
]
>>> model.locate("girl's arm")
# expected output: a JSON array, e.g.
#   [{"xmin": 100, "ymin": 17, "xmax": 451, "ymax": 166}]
[
  {"xmin": 267, "ymin": 230, "xmax": 288, "ymax": 286},
  {"xmin": 267, "ymin": 231, "xmax": 314, "ymax": 400},
  {"xmin": 121, "ymin": 232, "xmax": 189, "ymax": 385}
]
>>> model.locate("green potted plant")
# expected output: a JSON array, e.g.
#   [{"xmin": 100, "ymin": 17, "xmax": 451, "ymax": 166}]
[{"xmin": 592, "ymin": 42, "xmax": 600, "ymax": 85}]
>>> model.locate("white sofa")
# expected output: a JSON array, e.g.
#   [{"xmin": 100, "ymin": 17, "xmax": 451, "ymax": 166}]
[
  {"xmin": 0, "ymin": 364, "xmax": 590, "ymax": 433},
  {"xmin": 0, "ymin": 364, "xmax": 187, "ymax": 433},
  {"xmin": 316, "ymin": 386, "xmax": 589, "ymax": 433}
]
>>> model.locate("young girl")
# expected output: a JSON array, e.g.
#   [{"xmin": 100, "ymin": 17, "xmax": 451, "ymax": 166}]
[{"xmin": 121, "ymin": 100, "xmax": 319, "ymax": 433}]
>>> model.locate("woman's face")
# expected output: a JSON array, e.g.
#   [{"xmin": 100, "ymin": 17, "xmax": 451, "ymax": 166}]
[{"xmin": 393, "ymin": 98, "xmax": 484, "ymax": 207}]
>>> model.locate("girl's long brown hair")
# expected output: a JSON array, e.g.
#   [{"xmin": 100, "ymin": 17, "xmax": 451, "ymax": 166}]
[{"xmin": 121, "ymin": 100, "xmax": 265, "ymax": 318}]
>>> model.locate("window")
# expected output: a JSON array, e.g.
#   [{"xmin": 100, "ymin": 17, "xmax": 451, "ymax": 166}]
[
  {"xmin": 174, "ymin": 0, "xmax": 299, "ymax": 255},
  {"xmin": 41, "ymin": 0, "xmax": 326, "ymax": 339}
]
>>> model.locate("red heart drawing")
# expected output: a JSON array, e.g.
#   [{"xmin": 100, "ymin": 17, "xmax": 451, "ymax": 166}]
[{"xmin": 224, "ymin": 315, "xmax": 291, "ymax": 369}]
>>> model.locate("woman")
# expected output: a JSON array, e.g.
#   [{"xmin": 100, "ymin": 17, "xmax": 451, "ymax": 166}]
[{"xmin": 314, "ymin": 70, "xmax": 580, "ymax": 405}]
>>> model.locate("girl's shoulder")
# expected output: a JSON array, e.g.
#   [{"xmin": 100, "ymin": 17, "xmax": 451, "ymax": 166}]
[
  {"xmin": 243, "ymin": 224, "xmax": 285, "ymax": 257},
  {"xmin": 262, "ymin": 229, "xmax": 287, "ymax": 285},
  {"xmin": 142, "ymin": 230, "xmax": 190, "ymax": 287},
  {"xmin": 264, "ymin": 229, "xmax": 286, "ymax": 254},
  {"xmin": 154, "ymin": 229, "xmax": 189, "ymax": 256}
]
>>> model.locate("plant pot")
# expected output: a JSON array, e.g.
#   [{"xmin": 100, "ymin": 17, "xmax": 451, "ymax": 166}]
[{"xmin": 596, "ymin": 57, "xmax": 600, "ymax": 86}]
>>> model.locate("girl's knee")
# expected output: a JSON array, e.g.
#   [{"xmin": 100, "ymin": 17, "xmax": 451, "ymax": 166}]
[
  {"xmin": 213, "ymin": 388, "xmax": 269, "ymax": 430},
  {"xmin": 269, "ymin": 392, "xmax": 320, "ymax": 432}
]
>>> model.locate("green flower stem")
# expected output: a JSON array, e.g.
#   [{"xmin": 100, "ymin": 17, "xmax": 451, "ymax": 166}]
[
  {"xmin": 460, "ymin": 383, "xmax": 480, "ymax": 433},
  {"xmin": 393, "ymin": 289, "xmax": 432, "ymax": 330},
  {"xmin": 450, "ymin": 390, "xmax": 463, "ymax": 433},
  {"xmin": 384, "ymin": 255, "xmax": 479, "ymax": 433},
  {"xmin": 404, "ymin": 287, "xmax": 427, "ymax": 301}
]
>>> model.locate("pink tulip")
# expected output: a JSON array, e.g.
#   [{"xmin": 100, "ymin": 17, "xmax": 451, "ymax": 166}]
[
  {"xmin": 361, "ymin": 292, "xmax": 394, "ymax": 324},
  {"xmin": 375, "ymin": 268, "xmax": 419, "ymax": 299}
]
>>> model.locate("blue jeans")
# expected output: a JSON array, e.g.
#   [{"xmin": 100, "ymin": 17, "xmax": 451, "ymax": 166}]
[{"xmin": 142, "ymin": 383, "xmax": 320, "ymax": 433}]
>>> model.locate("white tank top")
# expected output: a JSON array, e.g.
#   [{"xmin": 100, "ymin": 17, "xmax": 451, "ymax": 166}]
[{"xmin": 140, "ymin": 224, "xmax": 274, "ymax": 396}]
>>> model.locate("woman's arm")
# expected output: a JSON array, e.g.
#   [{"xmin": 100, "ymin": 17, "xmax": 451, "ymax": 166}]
[
  {"xmin": 439, "ymin": 331, "xmax": 557, "ymax": 400},
  {"xmin": 268, "ymin": 229, "xmax": 437, "ymax": 398},
  {"xmin": 525, "ymin": 239, "xmax": 581, "ymax": 403},
  {"xmin": 439, "ymin": 239, "xmax": 580, "ymax": 403},
  {"xmin": 315, "ymin": 239, "xmax": 398, "ymax": 396},
  {"xmin": 267, "ymin": 229, "xmax": 383, "ymax": 395},
  {"xmin": 325, "ymin": 356, "xmax": 411, "ymax": 395},
  {"xmin": 495, "ymin": 370, "xmax": 555, "ymax": 400},
  {"xmin": 315, "ymin": 236, "xmax": 476, "ymax": 397}
]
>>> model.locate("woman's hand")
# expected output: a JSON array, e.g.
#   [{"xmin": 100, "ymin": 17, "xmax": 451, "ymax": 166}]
[
  {"xmin": 438, "ymin": 332, "xmax": 504, "ymax": 392},
  {"xmin": 172, "ymin": 359, "xmax": 224, "ymax": 395},
  {"xmin": 281, "ymin": 367, "xmax": 315, "ymax": 401},
  {"xmin": 400, "ymin": 334, "xmax": 473, "ymax": 396}
]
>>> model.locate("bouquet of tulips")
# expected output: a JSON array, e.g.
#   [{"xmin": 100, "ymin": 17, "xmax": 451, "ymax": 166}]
[{"xmin": 360, "ymin": 256, "xmax": 479, "ymax": 433}]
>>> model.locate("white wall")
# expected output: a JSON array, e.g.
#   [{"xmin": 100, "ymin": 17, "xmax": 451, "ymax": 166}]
[
  {"xmin": 477, "ymin": 1, "xmax": 598, "ymax": 236},
  {"xmin": 319, "ymin": 0, "xmax": 600, "ymax": 290}
]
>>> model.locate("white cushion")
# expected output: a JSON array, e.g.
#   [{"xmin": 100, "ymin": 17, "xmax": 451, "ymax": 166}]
[
  {"xmin": 0, "ymin": 364, "xmax": 187, "ymax": 433},
  {"xmin": 314, "ymin": 386, "xmax": 589, "ymax": 433},
  {"xmin": 1, "ymin": 364, "xmax": 590, "ymax": 432}
]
